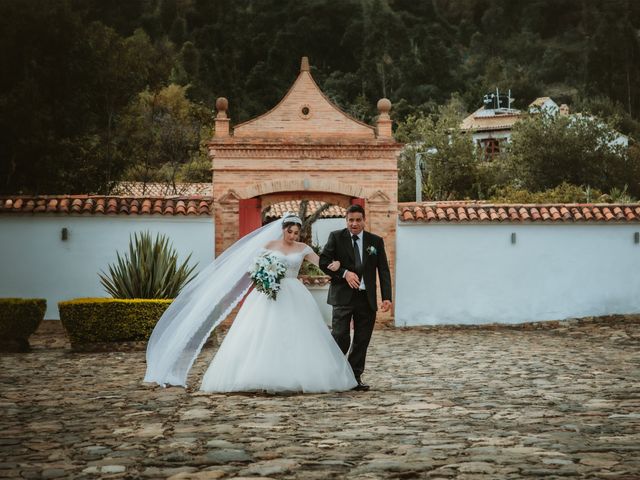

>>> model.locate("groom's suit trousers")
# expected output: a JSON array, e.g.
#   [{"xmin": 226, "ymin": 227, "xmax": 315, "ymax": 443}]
[{"xmin": 331, "ymin": 290, "xmax": 375, "ymax": 378}]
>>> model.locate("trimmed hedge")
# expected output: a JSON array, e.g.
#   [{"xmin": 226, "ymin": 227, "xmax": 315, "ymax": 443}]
[
  {"xmin": 58, "ymin": 298, "xmax": 171, "ymax": 349},
  {"xmin": 0, "ymin": 298, "xmax": 47, "ymax": 352}
]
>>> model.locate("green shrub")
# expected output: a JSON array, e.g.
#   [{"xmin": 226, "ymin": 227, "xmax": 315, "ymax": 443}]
[
  {"xmin": 299, "ymin": 261, "xmax": 327, "ymax": 277},
  {"xmin": 0, "ymin": 298, "xmax": 47, "ymax": 351},
  {"xmin": 99, "ymin": 231, "xmax": 198, "ymax": 299},
  {"xmin": 58, "ymin": 298, "xmax": 171, "ymax": 349}
]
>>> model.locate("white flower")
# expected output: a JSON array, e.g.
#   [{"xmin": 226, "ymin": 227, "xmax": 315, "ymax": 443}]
[
  {"xmin": 249, "ymin": 252, "xmax": 287, "ymax": 300},
  {"xmin": 265, "ymin": 262, "xmax": 280, "ymax": 276}
]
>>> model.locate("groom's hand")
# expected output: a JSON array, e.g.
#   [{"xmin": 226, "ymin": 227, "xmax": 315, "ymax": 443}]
[
  {"xmin": 344, "ymin": 271, "xmax": 360, "ymax": 289},
  {"xmin": 380, "ymin": 300, "xmax": 392, "ymax": 312}
]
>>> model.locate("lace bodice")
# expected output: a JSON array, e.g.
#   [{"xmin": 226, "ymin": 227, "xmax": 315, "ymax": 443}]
[{"xmin": 266, "ymin": 246, "xmax": 313, "ymax": 278}]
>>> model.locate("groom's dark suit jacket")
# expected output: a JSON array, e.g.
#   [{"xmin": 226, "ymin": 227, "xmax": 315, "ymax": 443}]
[{"xmin": 319, "ymin": 229, "xmax": 392, "ymax": 311}]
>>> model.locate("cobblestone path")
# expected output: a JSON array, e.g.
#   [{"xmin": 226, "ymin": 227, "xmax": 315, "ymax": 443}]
[{"xmin": 1, "ymin": 318, "xmax": 639, "ymax": 479}]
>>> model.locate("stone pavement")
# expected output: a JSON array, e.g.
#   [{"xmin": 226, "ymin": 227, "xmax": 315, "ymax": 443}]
[{"xmin": 1, "ymin": 318, "xmax": 639, "ymax": 479}]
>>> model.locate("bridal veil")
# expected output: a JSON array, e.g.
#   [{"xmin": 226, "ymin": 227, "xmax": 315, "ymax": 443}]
[{"xmin": 144, "ymin": 219, "xmax": 283, "ymax": 387}]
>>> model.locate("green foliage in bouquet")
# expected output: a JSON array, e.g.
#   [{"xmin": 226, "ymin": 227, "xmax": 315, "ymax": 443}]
[
  {"xmin": 58, "ymin": 298, "xmax": 171, "ymax": 349},
  {"xmin": 99, "ymin": 232, "xmax": 198, "ymax": 299}
]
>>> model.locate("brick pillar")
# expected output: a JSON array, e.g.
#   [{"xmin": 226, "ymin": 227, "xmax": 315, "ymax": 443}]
[
  {"xmin": 375, "ymin": 98, "xmax": 393, "ymax": 139},
  {"xmin": 367, "ymin": 191, "xmax": 396, "ymax": 324},
  {"xmin": 215, "ymin": 190, "xmax": 241, "ymax": 255},
  {"xmin": 214, "ymin": 97, "xmax": 230, "ymax": 137}
]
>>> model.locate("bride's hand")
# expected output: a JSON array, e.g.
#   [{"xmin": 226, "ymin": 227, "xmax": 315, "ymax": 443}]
[{"xmin": 327, "ymin": 260, "xmax": 340, "ymax": 272}]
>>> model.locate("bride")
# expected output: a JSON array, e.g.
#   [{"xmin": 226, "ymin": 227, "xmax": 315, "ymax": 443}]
[{"xmin": 144, "ymin": 214, "xmax": 358, "ymax": 393}]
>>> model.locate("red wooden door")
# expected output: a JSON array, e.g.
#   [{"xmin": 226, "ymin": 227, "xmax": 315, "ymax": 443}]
[{"xmin": 239, "ymin": 198, "xmax": 262, "ymax": 237}]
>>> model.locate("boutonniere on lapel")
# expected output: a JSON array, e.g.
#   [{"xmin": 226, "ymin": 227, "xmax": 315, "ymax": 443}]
[{"xmin": 366, "ymin": 246, "xmax": 377, "ymax": 255}]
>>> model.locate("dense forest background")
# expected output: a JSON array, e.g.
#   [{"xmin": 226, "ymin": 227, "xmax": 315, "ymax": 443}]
[{"xmin": 1, "ymin": 0, "xmax": 639, "ymax": 197}]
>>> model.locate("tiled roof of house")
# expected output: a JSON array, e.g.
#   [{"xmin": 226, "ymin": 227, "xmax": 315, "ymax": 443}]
[
  {"xmin": 529, "ymin": 96, "xmax": 553, "ymax": 108},
  {"xmin": 110, "ymin": 181, "xmax": 213, "ymax": 196},
  {"xmin": 9, "ymin": 196, "xmax": 637, "ymax": 223},
  {"xmin": 460, "ymin": 107, "xmax": 522, "ymax": 133},
  {"xmin": 0, "ymin": 196, "xmax": 346, "ymax": 219},
  {"xmin": 399, "ymin": 202, "xmax": 640, "ymax": 223},
  {"xmin": 0, "ymin": 196, "xmax": 213, "ymax": 216},
  {"xmin": 264, "ymin": 200, "xmax": 346, "ymax": 220}
]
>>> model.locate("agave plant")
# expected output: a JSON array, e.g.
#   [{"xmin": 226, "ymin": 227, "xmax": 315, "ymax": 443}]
[{"xmin": 99, "ymin": 232, "xmax": 198, "ymax": 299}]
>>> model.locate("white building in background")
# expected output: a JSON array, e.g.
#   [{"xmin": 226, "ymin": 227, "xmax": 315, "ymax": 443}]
[
  {"xmin": 460, "ymin": 91, "xmax": 629, "ymax": 160},
  {"xmin": 395, "ymin": 202, "xmax": 640, "ymax": 326}
]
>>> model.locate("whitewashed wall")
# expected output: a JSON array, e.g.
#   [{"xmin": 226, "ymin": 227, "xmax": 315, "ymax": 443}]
[
  {"xmin": 471, "ymin": 130, "xmax": 512, "ymax": 145},
  {"xmin": 395, "ymin": 223, "xmax": 640, "ymax": 326},
  {"xmin": 0, "ymin": 216, "xmax": 214, "ymax": 319},
  {"xmin": 311, "ymin": 218, "xmax": 345, "ymax": 247}
]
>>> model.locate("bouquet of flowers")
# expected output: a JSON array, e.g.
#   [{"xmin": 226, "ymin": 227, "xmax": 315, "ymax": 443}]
[{"xmin": 248, "ymin": 251, "xmax": 287, "ymax": 300}]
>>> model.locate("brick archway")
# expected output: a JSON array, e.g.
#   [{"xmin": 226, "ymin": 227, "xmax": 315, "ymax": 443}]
[{"xmin": 208, "ymin": 57, "xmax": 402, "ymax": 305}]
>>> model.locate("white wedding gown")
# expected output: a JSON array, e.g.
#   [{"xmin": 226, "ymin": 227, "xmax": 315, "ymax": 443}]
[{"xmin": 200, "ymin": 246, "xmax": 358, "ymax": 393}]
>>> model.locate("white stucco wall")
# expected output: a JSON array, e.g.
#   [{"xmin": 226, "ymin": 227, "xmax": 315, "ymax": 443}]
[
  {"xmin": 395, "ymin": 223, "xmax": 640, "ymax": 326},
  {"xmin": 0, "ymin": 215, "xmax": 214, "ymax": 319},
  {"xmin": 311, "ymin": 218, "xmax": 345, "ymax": 247},
  {"xmin": 471, "ymin": 130, "xmax": 512, "ymax": 144}
]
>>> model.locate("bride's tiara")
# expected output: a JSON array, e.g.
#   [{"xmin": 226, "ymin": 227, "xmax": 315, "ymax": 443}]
[{"xmin": 282, "ymin": 213, "xmax": 303, "ymax": 226}]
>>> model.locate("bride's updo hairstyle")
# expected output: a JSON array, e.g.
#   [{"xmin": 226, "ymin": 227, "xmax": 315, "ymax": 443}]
[{"xmin": 281, "ymin": 214, "xmax": 302, "ymax": 230}]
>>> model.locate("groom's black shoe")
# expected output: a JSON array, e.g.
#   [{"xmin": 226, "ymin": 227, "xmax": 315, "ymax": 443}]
[{"xmin": 353, "ymin": 377, "xmax": 370, "ymax": 391}]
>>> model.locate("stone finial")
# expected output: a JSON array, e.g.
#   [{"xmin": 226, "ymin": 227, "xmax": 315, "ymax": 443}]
[
  {"xmin": 377, "ymin": 98, "xmax": 392, "ymax": 115},
  {"xmin": 215, "ymin": 97, "xmax": 228, "ymax": 118},
  {"xmin": 300, "ymin": 56, "xmax": 310, "ymax": 72},
  {"xmin": 376, "ymin": 98, "xmax": 393, "ymax": 139},
  {"xmin": 215, "ymin": 97, "xmax": 230, "ymax": 137}
]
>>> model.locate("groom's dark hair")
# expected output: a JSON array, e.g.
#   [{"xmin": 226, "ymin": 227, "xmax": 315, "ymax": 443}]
[{"xmin": 346, "ymin": 204, "xmax": 365, "ymax": 218}]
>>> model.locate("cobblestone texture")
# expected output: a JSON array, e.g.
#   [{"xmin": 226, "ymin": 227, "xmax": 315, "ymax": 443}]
[{"xmin": 1, "ymin": 318, "xmax": 639, "ymax": 479}]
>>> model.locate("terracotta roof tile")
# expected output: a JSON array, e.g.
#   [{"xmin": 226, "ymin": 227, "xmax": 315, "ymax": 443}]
[
  {"xmin": 34, "ymin": 200, "xmax": 46, "ymax": 213},
  {"xmin": 460, "ymin": 107, "xmax": 522, "ymax": 132},
  {"xmin": 604, "ymin": 207, "xmax": 615, "ymax": 221},
  {"xmin": 425, "ymin": 207, "xmax": 436, "ymax": 221},
  {"xmin": 264, "ymin": 200, "xmax": 346, "ymax": 220},
  {"xmin": 399, "ymin": 202, "xmax": 640, "ymax": 223},
  {"xmin": 0, "ymin": 195, "xmax": 213, "ymax": 216},
  {"xmin": 570, "ymin": 207, "xmax": 582, "ymax": 221}
]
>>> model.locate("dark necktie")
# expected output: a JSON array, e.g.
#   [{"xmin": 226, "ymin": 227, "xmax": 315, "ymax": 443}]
[{"xmin": 352, "ymin": 234, "xmax": 362, "ymax": 275}]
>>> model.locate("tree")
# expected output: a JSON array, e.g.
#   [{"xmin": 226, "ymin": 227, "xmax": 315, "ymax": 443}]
[
  {"xmin": 118, "ymin": 84, "xmax": 213, "ymax": 192},
  {"xmin": 396, "ymin": 96, "xmax": 476, "ymax": 201},
  {"xmin": 0, "ymin": 2, "xmax": 171, "ymax": 194},
  {"xmin": 296, "ymin": 200, "xmax": 333, "ymax": 246},
  {"xmin": 507, "ymin": 109, "xmax": 640, "ymax": 196}
]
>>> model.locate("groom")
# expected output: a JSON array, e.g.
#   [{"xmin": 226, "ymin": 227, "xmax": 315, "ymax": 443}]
[{"xmin": 320, "ymin": 204, "xmax": 392, "ymax": 391}]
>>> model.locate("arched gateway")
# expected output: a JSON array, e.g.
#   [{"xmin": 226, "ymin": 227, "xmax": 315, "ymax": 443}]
[{"xmin": 208, "ymin": 57, "xmax": 402, "ymax": 303}]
